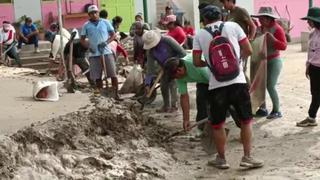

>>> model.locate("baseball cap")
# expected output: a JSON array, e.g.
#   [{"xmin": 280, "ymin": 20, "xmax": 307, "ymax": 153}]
[
  {"xmin": 200, "ymin": 5, "xmax": 222, "ymax": 20},
  {"xmin": 88, "ymin": 5, "xmax": 99, "ymax": 13}
]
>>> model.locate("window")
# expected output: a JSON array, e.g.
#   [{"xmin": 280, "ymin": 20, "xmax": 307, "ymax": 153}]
[{"xmin": 0, "ymin": 0, "xmax": 12, "ymax": 4}]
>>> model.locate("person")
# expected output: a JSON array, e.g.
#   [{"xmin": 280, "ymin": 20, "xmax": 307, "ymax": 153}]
[
  {"xmin": 164, "ymin": 54, "xmax": 209, "ymax": 132},
  {"xmin": 108, "ymin": 39, "xmax": 129, "ymax": 65},
  {"xmin": 159, "ymin": 6, "xmax": 174, "ymax": 28},
  {"xmin": 112, "ymin": 16, "xmax": 123, "ymax": 33},
  {"xmin": 183, "ymin": 20, "xmax": 195, "ymax": 49},
  {"xmin": 0, "ymin": 21, "xmax": 22, "ymax": 67},
  {"xmin": 129, "ymin": 13, "xmax": 150, "ymax": 37},
  {"xmin": 163, "ymin": 14, "xmax": 186, "ymax": 45},
  {"xmin": 193, "ymin": 5, "xmax": 263, "ymax": 169},
  {"xmin": 297, "ymin": 7, "xmax": 320, "ymax": 127},
  {"xmin": 133, "ymin": 21, "xmax": 147, "ymax": 67},
  {"xmin": 80, "ymin": 5, "xmax": 121, "ymax": 100},
  {"xmin": 220, "ymin": 0, "xmax": 256, "ymax": 41},
  {"xmin": 143, "ymin": 30, "xmax": 186, "ymax": 112},
  {"xmin": 17, "ymin": 17, "xmax": 40, "ymax": 53},
  {"xmin": 99, "ymin": 9, "xmax": 108, "ymax": 19},
  {"xmin": 252, "ymin": 7, "xmax": 287, "ymax": 119}
]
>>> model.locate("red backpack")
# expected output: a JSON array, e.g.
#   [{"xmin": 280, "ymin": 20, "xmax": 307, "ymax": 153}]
[{"xmin": 205, "ymin": 23, "xmax": 240, "ymax": 82}]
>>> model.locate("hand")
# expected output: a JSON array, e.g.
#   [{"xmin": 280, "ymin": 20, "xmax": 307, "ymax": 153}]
[
  {"xmin": 306, "ymin": 65, "xmax": 310, "ymax": 79},
  {"xmin": 23, "ymin": 37, "xmax": 29, "ymax": 43},
  {"xmin": 97, "ymin": 42, "xmax": 107, "ymax": 52},
  {"xmin": 183, "ymin": 119, "xmax": 191, "ymax": 131}
]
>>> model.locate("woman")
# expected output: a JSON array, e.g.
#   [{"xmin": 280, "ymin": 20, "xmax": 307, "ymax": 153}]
[
  {"xmin": 164, "ymin": 14, "xmax": 186, "ymax": 45},
  {"xmin": 297, "ymin": 7, "xmax": 320, "ymax": 127},
  {"xmin": 252, "ymin": 7, "xmax": 287, "ymax": 119},
  {"xmin": 143, "ymin": 30, "xmax": 186, "ymax": 113}
]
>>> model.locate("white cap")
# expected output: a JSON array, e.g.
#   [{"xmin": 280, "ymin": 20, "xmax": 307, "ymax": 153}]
[{"xmin": 88, "ymin": 5, "xmax": 99, "ymax": 13}]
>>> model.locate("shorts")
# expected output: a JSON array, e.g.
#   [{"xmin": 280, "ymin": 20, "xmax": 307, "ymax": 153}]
[
  {"xmin": 209, "ymin": 83, "xmax": 253, "ymax": 129},
  {"xmin": 89, "ymin": 54, "xmax": 116, "ymax": 81}
]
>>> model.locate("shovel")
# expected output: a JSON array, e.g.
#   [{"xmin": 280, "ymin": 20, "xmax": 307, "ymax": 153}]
[
  {"xmin": 162, "ymin": 118, "xmax": 208, "ymax": 142},
  {"xmin": 137, "ymin": 69, "xmax": 163, "ymax": 110}
]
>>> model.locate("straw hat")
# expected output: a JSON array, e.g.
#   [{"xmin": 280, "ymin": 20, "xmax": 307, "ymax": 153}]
[
  {"xmin": 251, "ymin": 7, "xmax": 279, "ymax": 19},
  {"xmin": 142, "ymin": 30, "xmax": 161, "ymax": 50},
  {"xmin": 301, "ymin": 7, "xmax": 320, "ymax": 23}
]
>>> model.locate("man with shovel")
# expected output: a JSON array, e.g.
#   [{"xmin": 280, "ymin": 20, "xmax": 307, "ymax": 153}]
[
  {"xmin": 163, "ymin": 54, "xmax": 209, "ymax": 134},
  {"xmin": 80, "ymin": 5, "xmax": 121, "ymax": 100}
]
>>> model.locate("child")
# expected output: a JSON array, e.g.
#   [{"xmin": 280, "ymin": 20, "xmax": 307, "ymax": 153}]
[{"xmin": 297, "ymin": 7, "xmax": 320, "ymax": 127}]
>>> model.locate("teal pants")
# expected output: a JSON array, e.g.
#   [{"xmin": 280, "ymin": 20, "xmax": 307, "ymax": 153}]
[{"xmin": 267, "ymin": 58, "xmax": 283, "ymax": 112}]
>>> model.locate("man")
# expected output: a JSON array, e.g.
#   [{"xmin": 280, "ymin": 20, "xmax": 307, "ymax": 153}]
[
  {"xmin": 18, "ymin": 17, "xmax": 40, "ymax": 53},
  {"xmin": 143, "ymin": 30, "xmax": 186, "ymax": 113},
  {"xmin": 80, "ymin": 5, "xmax": 121, "ymax": 100},
  {"xmin": 164, "ymin": 54, "xmax": 209, "ymax": 132},
  {"xmin": 193, "ymin": 5, "xmax": 263, "ymax": 169},
  {"xmin": 220, "ymin": 0, "xmax": 256, "ymax": 41},
  {"xmin": 0, "ymin": 21, "xmax": 22, "ymax": 67}
]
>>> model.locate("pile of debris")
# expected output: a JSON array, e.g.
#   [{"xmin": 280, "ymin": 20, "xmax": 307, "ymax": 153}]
[{"xmin": 0, "ymin": 97, "xmax": 174, "ymax": 180}]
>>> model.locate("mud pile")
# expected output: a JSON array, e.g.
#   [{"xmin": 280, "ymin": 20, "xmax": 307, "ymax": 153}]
[{"xmin": 0, "ymin": 98, "xmax": 174, "ymax": 180}]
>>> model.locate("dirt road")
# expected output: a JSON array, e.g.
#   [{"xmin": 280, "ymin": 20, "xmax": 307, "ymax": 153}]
[{"xmin": 0, "ymin": 44, "xmax": 319, "ymax": 179}]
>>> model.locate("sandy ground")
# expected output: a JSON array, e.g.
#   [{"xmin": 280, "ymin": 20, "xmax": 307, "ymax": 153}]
[
  {"xmin": 144, "ymin": 43, "xmax": 320, "ymax": 180},
  {"xmin": 0, "ymin": 67, "xmax": 91, "ymax": 135},
  {"xmin": 1, "ymin": 43, "xmax": 320, "ymax": 179}
]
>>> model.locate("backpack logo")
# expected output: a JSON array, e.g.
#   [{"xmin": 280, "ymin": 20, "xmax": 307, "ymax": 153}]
[{"xmin": 205, "ymin": 23, "xmax": 240, "ymax": 82}]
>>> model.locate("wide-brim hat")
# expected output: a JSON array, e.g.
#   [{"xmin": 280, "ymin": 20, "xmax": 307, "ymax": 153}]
[
  {"xmin": 251, "ymin": 7, "xmax": 279, "ymax": 19},
  {"xmin": 301, "ymin": 7, "xmax": 320, "ymax": 23},
  {"xmin": 142, "ymin": 30, "xmax": 161, "ymax": 50}
]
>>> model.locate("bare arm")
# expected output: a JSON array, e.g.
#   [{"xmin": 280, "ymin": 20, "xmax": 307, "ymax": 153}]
[
  {"xmin": 193, "ymin": 51, "xmax": 207, "ymax": 67},
  {"xmin": 240, "ymin": 38, "xmax": 252, "ymax": 60},
  {"xmin": 180, "ymin": 93, "xmax": 190, "ymax": 131},
  {"xmin": 247, "ymin": 19, "xmax": 257, "ymax": 41},
  {"xmin": 107, "ymin": 32, "xmax": 116, "ymax": 44}
]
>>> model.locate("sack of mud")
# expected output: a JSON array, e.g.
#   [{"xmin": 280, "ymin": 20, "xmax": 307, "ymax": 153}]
[
  {"xmin": 33, "ymin": 81, "xmax": 59, "ymax": 101},
  {"xmin": 119, "ymin": 65, "xmax": 143, "ymax": 94}
]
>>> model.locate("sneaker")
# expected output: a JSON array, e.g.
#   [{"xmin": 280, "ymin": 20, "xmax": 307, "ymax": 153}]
[
  {"xmin": 208, "ymin": 155, "xmax": 230, "ymax": 169},
  {"xmin": 255, "ymin": 108, "xmax": 269, "ymax": 117},
  {"xmin": 266, "ymin": 111, "xmax": 282, "ymax": 119},
  {"xmin": 296, "ymin": 117, "xmax": 317, "ymax": 127},
  {"xmin": 240, "ymin": 156, "xmax": 264, "ymax": 168},
  {"xmin": 34, "ymin": 48, "xmax": 40, "ymax": 53}
]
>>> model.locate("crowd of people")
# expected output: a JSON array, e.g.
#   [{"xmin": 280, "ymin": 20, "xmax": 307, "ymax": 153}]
[{"xmin": 1, "ymin": 0, "xmax": 320, "ymax": 171}]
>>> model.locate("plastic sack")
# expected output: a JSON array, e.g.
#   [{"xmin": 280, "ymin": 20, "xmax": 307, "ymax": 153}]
[
  {"xmin": 33, "ymin": 81, "xmax": 59, "ymax": 102},
  {"xmin": 119, "ymin": 65, "xmax": 144, "ymax": 94}
]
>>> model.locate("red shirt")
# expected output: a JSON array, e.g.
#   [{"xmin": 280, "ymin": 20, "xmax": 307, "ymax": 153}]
[
  {"xmin": 183, "ymin": 26, "xmax": 195, "ymax": 36},
  {"xmin": 167, "ymin": 26, "xmax": 186, "ymax": 45}
]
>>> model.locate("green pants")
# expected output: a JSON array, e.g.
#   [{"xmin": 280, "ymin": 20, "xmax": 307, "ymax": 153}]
[{"xmin": 267, "ymin": 58, "xmax": 283, "ymax": 112}]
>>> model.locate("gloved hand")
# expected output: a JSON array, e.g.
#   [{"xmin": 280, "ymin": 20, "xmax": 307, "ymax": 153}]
[{"xmin": 97, "ymin": 42, "xmax": 107, "ymax": 52}]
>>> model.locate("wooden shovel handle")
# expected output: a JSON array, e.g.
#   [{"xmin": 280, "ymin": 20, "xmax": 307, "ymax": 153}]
[{"xmin": 146, "ymin": 69, "xmax": 163, "ymax": 98}]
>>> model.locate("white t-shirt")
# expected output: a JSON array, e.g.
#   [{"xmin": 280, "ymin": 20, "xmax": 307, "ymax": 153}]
[
  {"xmin": 193, "ymin": 21, "xmax": 247, "ymax": 90},
  {"xmin": 0, "ymin": 25, "xmax": 16, "ymax": 45}
]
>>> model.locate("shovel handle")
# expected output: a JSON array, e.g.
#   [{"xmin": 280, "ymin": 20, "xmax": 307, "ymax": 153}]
[{"xmin": 146, "ymin": 69, "xmax": 163, "ymax": 98}]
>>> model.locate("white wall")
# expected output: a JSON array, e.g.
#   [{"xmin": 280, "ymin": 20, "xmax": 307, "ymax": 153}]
[
  {"xmin": 135, "ymin": 0, "xmax": 144, "ymax": 16},
  {"xmin": 172, "ymin": 0, "xmax": 200, "ymax": 30},
  {"xmin": 237, "ymin": 0, "xmax": 254, "ymax": 14}
]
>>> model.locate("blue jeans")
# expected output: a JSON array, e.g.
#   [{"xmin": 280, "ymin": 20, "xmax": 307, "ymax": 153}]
[{"xmin": 18, "ymin": 35, "xmax": 39, "ymax": 49}]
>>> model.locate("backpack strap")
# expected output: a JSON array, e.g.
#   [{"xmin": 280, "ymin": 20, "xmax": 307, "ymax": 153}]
[{"xmin": 204, "ymin": 22, "xmax": 225, "ymax": 37}]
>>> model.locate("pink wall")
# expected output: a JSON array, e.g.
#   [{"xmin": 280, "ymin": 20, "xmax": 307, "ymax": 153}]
[
  {"xmin": 254, "ymin": 0, "xmax": 320, "ymax": 38},
  {"xmin": 41, "ymin": 0, "xmax": 95, "ymax": 30},
  {"xmin": 0, "ymin": 4, "xmax": 15, "ymax": 26}
]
